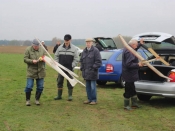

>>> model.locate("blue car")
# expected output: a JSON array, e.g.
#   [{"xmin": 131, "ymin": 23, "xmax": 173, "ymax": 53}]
[{"xmin": 97, "ymin": 49, "xmax": 151, "ymax": 87}]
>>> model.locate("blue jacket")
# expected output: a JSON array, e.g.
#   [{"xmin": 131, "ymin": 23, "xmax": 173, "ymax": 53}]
[{"xmin": 122, "ymin": 45, "xmax": 141, "ymax": 82}]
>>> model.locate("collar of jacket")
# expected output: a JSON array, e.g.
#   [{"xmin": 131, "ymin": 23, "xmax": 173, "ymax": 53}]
[
  {"xmin": 85, "ymin": 45, "xmax": 94, "ymax": 52},
  {"xmin": 63, "ymin": 43, "xmax": 71, "ymax": 49},
  {"xmin": 31, "ymin": 46, "xmax": 40, "ymax": 52}
]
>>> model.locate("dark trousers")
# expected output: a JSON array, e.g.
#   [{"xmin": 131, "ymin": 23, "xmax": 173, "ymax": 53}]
[
  {"xmin": 123, "ymin": 82, "xmax": 136, "ymax": 99},
  {"xmin": 57, "ymin": 72, "xmax": 73, "ymax": 89}
]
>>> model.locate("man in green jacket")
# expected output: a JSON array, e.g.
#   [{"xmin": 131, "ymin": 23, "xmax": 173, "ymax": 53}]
[{"xmin": 24, "ymin": 39, "xmax": 47, "ymax": 106}]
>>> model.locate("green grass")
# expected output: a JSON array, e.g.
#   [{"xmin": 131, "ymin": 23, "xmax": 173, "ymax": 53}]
[{"xmin": 1, "ymin": 53, "xmax": 175, "ymax": 131}]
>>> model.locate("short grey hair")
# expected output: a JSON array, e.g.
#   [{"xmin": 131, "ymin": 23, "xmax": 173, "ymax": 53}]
[{"xmin": 128, "ymin": 39, "xmax": 138, "ymax": 45}]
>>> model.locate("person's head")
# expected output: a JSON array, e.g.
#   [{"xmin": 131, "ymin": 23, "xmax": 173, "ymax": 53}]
[
  {"xmin": 41, "ymin": 41, "xmax": 45, "ymax": 45},
  {"xmin": 56, "ymin": 39, "xmax": 61, "ymax": 45},
  {"xmin": 128, "ymin": 39, "xmax": 138, "ymax": 49},
  {"xmin": 64, "ymin": 34, "xmax": 71, "ymax": 45},
  {"xmin": 32, "ymin": 39, "xmax": 40, "ymax": 50},
  {"xmin": 85, "ymin": 38, "xmax": 95, "ymax": 48}
]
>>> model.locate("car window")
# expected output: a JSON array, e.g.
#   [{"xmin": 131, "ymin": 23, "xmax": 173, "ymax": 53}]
[
  {"xmin": 98, "ymin": 39, "xmax": 116, "ymax": 48},
  {"xmin": 144, "ymin": 42, "xmax": 175, "ymax": 49},
  {"xmin": 116, "ymin": 53, "xmax": 122, "ymax": 61},
  {"xmin": 100, "ymin": 52, "xmax": 114, "ymax": 60},
  {"xmin": 116, "ymin": 51, "xmax": 143, "ymax": 61}
]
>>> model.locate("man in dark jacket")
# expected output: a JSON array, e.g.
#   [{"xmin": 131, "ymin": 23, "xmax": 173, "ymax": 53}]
[
  {"xmin": 41, "ymin": 41, "xmax": 48, "ymax": 51},
  {"xmin": 122, "ymin": 38, "xmax": 144, "ymax": 110},
  {"xmin": 54, "ymin": 34, "xmax": 79, "ymax": 101},
  {"xmin": 95, "ymin": 42, "xmax": 103, "ymax": 51},
  {"xmin": 80, "ymin": 38, "xmax": 102, "ymax": 105},
  {"xmin": 53, "ymin": 39, "xmax": 61, "ymax": 54}
]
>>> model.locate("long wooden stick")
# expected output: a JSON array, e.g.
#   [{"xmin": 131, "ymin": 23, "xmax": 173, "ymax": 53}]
[
  {"xmin": 118, "ymin": 35, "xmax": 171, "ymax": 80},
  {"xmin": 43, "ymin": 56, "xmax": 85, "ymax": 87},
  {"xmin": 147, "ymin": 48, "xmax": 170, "ymax": 66},
  {"xmin": 141, "ymin": 58, "xmax": 157, "ymax": 64},
  {"xmin": 36, "ymin": 38, "xmax": 78, "ymax": 77}
]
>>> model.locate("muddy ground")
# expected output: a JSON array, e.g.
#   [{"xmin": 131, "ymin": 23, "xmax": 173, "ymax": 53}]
[{"xmin": 0, "ymin": 46, "xmax": 54, "ymax": 54}]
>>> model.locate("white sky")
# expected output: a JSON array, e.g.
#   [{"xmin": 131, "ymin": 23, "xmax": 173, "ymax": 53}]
[{"xmin": 0, "ymin": 0, "xmax": 175, "ymax": 40}]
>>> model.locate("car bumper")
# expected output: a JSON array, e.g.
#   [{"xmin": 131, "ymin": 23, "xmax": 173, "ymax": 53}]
[
  {"xmin": 135, "ymin": 81, "xmax": 175, "ymax": 98},
  {"xmin": 98, "ymin": 73, "xmax": 118, "ymax": 81}
]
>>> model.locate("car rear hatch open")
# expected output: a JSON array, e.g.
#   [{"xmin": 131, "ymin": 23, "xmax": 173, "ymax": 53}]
[
  {"xmin": 132, "ymin": 32, "xmax": 175, "ymax": 54},
  {"xmin": 94, "ymin": 37, "xmax": 117, "ymax": 50}
]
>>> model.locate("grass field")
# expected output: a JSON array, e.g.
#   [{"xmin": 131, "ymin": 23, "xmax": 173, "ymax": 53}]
[{"xmin": 1, "ymin": 47, "xmax": 175, "ymax": 131}]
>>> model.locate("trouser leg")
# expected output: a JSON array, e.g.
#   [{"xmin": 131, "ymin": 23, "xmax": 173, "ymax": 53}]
[
  {"xmin": 24, "ymin": 78, "xmax": 34, "ymax": 106},
  {"xmin": 35, "ymin": 78, "xmax": 44, "ymax": 105},
  {"xmin": 90, "ymin": 80, "xmax": 97, "ymax": 102},
  {"xmin": 67, "ymin": 72, "xmax": 73, "ymax": 101},
  {"xmin": 55, "ymin": 74, "xmax": 64, "ymax": 100},
  {"xmin": 123, "ymin": 82, "xmax": 134, "ymax": 110},
  {"xmin": 86, "ymin": 80, "xmax": 92, "ymax": 102}
]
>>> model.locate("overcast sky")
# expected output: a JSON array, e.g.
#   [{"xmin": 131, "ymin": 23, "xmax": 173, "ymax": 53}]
[{"xmin": 0, "ymin": 0, "xmax": 175, "ymax": 40}]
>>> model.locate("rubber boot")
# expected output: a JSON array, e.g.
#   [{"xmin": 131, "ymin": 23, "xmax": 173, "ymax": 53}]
[
  {"xmin": 54, "ymin": 88, "xmax": 62, "ymax": 100},
  {"xmin": 131, "ymin": 95, "xmax": 141, "ymax": 108},
  {"xmin": 124, "ymin": 98, "xmax": 132, "ymax": 110},
  {"xmin": 68, "ymin": 89, "xmax": 73, "ymax": 101},
  {"xmin": 35, "ymin": 91, "xmax": 42, "ymax": 105},
  {"xmin": 26, "ymin": 92, "xmax": 31, "ymax": 106}
]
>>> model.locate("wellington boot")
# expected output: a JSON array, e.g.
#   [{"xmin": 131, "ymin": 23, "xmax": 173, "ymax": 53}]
[
  {"xmin": 68, "ymin": 89, "xmax": 73, "ymax": 101},
  {"xmin": 25, "ymin": 92, "xmax": 31, "ymax": 106},
  {"xmin": 35, "ymin": 92, "xmax": 42, "ymax": 105},
  {"xmin": 131, "ymin": 96, "xmax": 141, "ymax": 108},
  {"xmin": 124, "ymin": 98, "xmax": 132, "ymax": 111},
  {"xmin": 54, "ymin": 88, "xmax": 62, "ymax": 100}
]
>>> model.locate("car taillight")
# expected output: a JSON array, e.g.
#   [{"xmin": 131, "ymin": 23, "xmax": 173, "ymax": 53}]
[
  {"xmin": 168, "ymin": 72, "xmax": 175, "ymax": 82},
  {"xmin": 106, "ymin": 64, "xmax": 114, "ymax": 73}
]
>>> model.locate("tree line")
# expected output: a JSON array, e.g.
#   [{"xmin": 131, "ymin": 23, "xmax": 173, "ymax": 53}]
[{"xmin": 0, "ymin": 36, "xmax": 132, "ymax": 49}]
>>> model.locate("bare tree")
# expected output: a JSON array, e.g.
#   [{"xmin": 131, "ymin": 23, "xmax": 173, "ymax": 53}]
[
  {"xmin": 23, "ymin": 40, "xmax": 31, "ymax": 46},
  {"xmin": 51, "ymin": 37, "xmax": 62, "ymax": 46},
  {"xmin": 113, "ymin": 36, "xmax": 132, "ymax": 49}
]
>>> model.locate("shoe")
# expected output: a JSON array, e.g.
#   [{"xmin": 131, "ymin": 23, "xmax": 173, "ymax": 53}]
[
  {"xmin": 67, "ymin": 96, "xmax": 73, "ymax": 101},
  {"xmin": 35, "ymin": 100, "xmax": 40, "ymax": 105},
  {"xmin": 83, "ymin": 100, "xmax": 91, "ymax": 104},
  {"xmin": 54, "ymin": 96, "xmax": 62, "ymax": 100},
  {"xmin": 89, "ymin": 102, "xmax": 97, "ymax": 105},
  {"xmin": 26, "ymin": 100, "xmax": 31, "ymax": 106},
  {"xmin": 124, "ymin": 106, "xmax": 132, "ymax": 110}
]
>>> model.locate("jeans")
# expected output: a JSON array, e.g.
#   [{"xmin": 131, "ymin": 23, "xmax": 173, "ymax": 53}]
[
  {"xmin": 86, "ymin": 80, "xmax": 97, "ymax": 102},
  {"xmin": 24, "ymin": 78, "xmax": 44, "ymax": 93}
]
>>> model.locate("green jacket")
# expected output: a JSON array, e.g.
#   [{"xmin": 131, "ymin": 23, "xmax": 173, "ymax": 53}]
[{"xmin": 24, "ymin": 46, "xmax": 47, "ymax": 79}]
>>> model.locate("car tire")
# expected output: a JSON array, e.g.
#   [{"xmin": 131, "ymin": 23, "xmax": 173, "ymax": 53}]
[
  {"xmin": 137, "ymin": 94, "xmax": 152, "ymax": 101},
  {"xmin": 96, "ymin": 80, "xmax": 107, "ymax": 85},
  {"xmin": 120, "ymin": 76, "xmax": 125, "ymax": 88}
]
